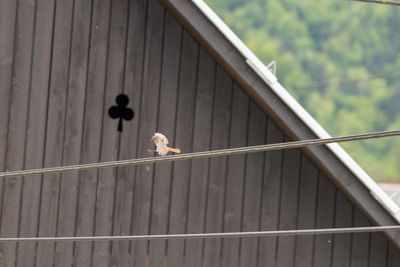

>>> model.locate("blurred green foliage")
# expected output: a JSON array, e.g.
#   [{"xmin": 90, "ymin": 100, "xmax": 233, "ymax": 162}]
[{"xmin": 206, "ymin": 0, "xmax": 400, "ymax": 181}]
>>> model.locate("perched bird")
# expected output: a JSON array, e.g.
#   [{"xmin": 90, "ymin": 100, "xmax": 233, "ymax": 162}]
[{"xmin": 152, "ymin": 132, "xmax": 181, "ymax": 156}]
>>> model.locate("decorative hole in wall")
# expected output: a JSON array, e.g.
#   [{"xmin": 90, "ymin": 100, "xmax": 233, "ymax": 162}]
[{"xmin": 108, "ymin": 94, "xmax": 134, "ymax": 132}]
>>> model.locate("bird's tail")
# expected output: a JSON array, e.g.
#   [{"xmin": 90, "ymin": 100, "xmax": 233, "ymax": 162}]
[{"xmin": 167, "ymin": 147, "xmax": 181, "ymax": 153}]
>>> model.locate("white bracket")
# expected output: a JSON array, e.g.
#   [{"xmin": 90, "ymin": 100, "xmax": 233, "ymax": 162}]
[{"xmin": 266, "ymin": 60, "xmax": 277, "ymax": 76}]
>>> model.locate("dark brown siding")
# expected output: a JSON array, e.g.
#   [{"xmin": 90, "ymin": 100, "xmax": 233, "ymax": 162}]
[{"xmin": 0, "ymin": 0, "xmax": 400, "ymax": 266}]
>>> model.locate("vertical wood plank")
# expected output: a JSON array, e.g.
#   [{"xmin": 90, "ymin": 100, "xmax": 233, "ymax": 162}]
[
  {"xmin": 73, "ymin": 0, "xmax": 111, "ymax": 266},
  {"xmin": 16, "ymin": 0, "xmax": 55, "ymax": 266},
  {"xmin": 257, "ymin": 120, "xmax": 284, "ymax": 266},
  {"xmin": 0, "ymin": 4, "xmax": 12, "ymax": 257},
  {"xmin": 147, "ymin": 11, "xmax": 182, "ymax": 267},
  {"xmin": 35, "ymin": 0, "xmax": 74, "ymax": 266},
  {"xmin": 332, "ymin": 191, "xmax": 353, "ymax": 267},
  {"xmin": 275, "ymin": 148, "xmax": 302, "ymax": 267},
  {"xmin": 0, "ymin": 0, "xmax": 35, "ymax": 265},
  {"xmin": 110, "ymin": 0, "xmax": 147, "ymax": 266},
  {"xmin": 312, "ymin": 174, "xmax": 336, "ymax": 267},
  {"xmin": 388, "ymin": 243, "xmax": 400, "ymax": 267},
  {"xmin": 350, "ymin": 210, "xmax": 370, "ymax": 267},
  {"xmin": 52, "ymin": 0, "xmax": 92, "ymax": 266},
  {"xmin": 0, "ymin": 0, "xmax": 17, "ymax": 170},
  {"xmin": 184, "ymin": 48, "xmax": 216, "ymax": 267},
  {"xmin": 220, "ymin": 85, "xmax": 249, "ymax": 267},
  {"xmin": 202, "ymin": 65, "xmax": 232, "ymax": 267},
  {"xmin": 294, "ymin": 156, "xmax": 319, "ymax": 267},
  {"xmin": 91, "ymin": 0, "xmax": 129, "ymax": 266},
  {"xmin": 368, "ymin": 233, "xmax": 388, "ymax": 267},
  {"xmin": 239, "ymin": 102, "xmax": 266, "ymax": 267},
  {"xmin": 165, "ymin": 30, "xmax": 199, "ymax": 267},
  {"xmin": 130, "ymin": 0, "xmax": 165, "ymax": 265}
]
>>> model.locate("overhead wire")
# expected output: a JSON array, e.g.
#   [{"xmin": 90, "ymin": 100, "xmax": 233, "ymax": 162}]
[
  {"xmin": 1, "ymin": 225, "xmax": 400, "ymax": 242},
  {"xmin": 348, "ymin": 0, "xmax": 400, "ymax": 6},
  {"xmin": 288, "ymin": 72, "xmax": 400, "ymax": 89},
  {"xmin": 0, "ymin": 129, "xmax": 400, "ymax": 179}
]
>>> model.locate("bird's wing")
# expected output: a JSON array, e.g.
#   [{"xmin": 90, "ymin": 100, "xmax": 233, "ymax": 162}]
[
  {"xmin": 158, "ymin": 133, "xmax": 169, "ymax": 145},
  {"xmin": 156, "ymin": 141, "xmax": 169, "ymax": 156}
]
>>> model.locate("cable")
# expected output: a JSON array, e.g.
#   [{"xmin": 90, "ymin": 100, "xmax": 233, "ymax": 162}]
[
  {"xmin": 0, "ymin": 225, "xmax": 400, "ymax": 242},
  {"xmin": 289, "ymin": 72, "xmax": 400, "ymax": 89},
  {"xmin": 348, "ymin": 0, "xmax": 400, "ymax": 6},
  {"xmin": 0, "ymin": 129, "xmax": 399, "ymax": 179}
]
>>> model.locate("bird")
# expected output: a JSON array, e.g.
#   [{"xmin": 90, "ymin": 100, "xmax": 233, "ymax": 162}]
[{"xmin": 152, "ymin": 132, "xmax": 181, "ymax": 156}]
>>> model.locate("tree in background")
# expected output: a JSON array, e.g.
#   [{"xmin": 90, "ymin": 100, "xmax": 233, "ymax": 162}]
[{"xmin": 206, "ymin": 0, "xmax": 400, "ymax": 181}]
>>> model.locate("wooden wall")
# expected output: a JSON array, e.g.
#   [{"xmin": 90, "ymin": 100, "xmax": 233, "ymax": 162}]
[{"xmin": 1, "ymin": 0, "xmax": 400, "ymax": 266}]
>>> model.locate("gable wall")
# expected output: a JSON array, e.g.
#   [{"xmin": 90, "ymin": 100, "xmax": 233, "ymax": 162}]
[{"xmin": 0, "ymin": 0, "xmax": 399, "ymax": 266}]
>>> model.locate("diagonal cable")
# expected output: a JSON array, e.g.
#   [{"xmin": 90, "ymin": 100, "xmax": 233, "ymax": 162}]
[
  {"xmin": 0, "ymin": 129, "xmax": 400, "ymax": 179},
  {"xmin": 348, "ymin": 0, "xmax": 400, "ymax": 6}
]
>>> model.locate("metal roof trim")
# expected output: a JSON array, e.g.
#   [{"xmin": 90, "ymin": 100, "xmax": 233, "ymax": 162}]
[{"xmin": 192, "ymin": 0, "xmax": 400, "ymax": 222}]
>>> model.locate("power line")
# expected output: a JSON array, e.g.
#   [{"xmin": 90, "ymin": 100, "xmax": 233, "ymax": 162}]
[
  {"xmin": 1, "ymin": 225, "xmax": 400, "ymax": 243},
  {"xmin": 289, "ymin": 72, "xmax": 400, "ymax": 89},
  {"xmin": 349, "ymin": 0, "xmax": 400, "ymax": 6},
  {"xmin": 0, "ymin": 129, "xmax": 399, "ymax": 179}
]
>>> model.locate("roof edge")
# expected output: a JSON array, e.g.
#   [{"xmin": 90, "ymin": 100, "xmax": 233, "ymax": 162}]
[{"xmin": 191, "ymin": 0, "xmax": 400, "ymax": 222}]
